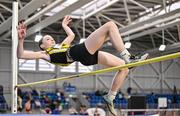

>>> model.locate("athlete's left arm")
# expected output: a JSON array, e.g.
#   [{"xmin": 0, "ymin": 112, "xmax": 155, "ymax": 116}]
[{"xmin": 61, "ymin": 16, "xmax": 75, "ymax": 45}]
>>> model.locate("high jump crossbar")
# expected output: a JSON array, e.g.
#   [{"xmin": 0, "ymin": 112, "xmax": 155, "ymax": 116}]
[{"xmin": 16, "ymin": 52, "xmax": 180, "ymax": 87}]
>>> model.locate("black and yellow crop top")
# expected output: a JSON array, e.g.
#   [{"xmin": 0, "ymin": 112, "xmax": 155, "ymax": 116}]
[{"xmin": 45, "ymin": 44, "xmax": 74, "ymax": 66}]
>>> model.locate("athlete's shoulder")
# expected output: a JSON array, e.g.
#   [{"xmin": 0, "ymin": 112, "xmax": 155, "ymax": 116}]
[
  {"xmin": 38, "ymin": 51, "xmax": 50, "ymax": 61},
  {"xmin": 61, "ymin": 43, "xmax": 70, "ymax": 48}
]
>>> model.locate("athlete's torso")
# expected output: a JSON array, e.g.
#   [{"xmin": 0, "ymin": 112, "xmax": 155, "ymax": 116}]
[{"xmin": 45, "ymin": 44, "xmax": 74, "ymax": 66}]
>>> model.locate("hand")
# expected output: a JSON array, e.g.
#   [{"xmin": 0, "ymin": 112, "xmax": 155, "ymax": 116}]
[
  {"xmin": 17, "ymin": 20, "xmax": 27, "ymax": 40},
  {"xmin": 62, "ymin": 15, "xmax": 72, "ymax": 27}
]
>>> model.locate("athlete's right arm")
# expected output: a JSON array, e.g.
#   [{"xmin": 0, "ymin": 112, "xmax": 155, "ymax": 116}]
[
  {"xmin": 17, "ymin": 21, "xmax": 47, "ymax": 60},
  {"xmin": 17, "ymin": 40, "xmax": 47, "ymax": 60}
]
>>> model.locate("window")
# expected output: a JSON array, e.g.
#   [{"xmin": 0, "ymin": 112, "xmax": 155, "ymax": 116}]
[
  {"xmin": 39, "ymin": 59, "xmax": 55, "ymax": 71},
  {"xmin": 19, "ymin": 59, "xmax": 36, "ymax": 71},
  {"xmin": 60, "ymin": 62, "xmax": 76, "ymax": 72},
  {"xmin": 78, "ymin": 62, "xmax": 93, "ymax": 73}
]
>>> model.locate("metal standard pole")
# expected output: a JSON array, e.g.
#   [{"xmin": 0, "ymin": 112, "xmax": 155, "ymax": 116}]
[{"xmin": 11, "ymin": 2, "xmax": 18, "ymax": 113}]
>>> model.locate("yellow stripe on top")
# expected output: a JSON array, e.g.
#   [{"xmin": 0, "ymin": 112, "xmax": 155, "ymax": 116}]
[
  {"xmin": 45, "ymin": 43, "xmax": 72, "ymax": 66},
  {"xmin": 46, "ymin": 43, "xmax": 70, "ymax": 55}
]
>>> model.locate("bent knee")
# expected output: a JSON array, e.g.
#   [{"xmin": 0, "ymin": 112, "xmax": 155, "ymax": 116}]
[
  {"xmin": 119, "ymin": 59, "xmax": 126, "ymax": 65},
  {"xmin": 122, "ymin": 68, "xmax": 129, "ymax": 75},
  {"xmin": 105, "ymin": 21, "xmax": 117, "ymax": 28},
  {"xmin": 118, "ymin": 60, "xmax": 129, "ymax": 74}
]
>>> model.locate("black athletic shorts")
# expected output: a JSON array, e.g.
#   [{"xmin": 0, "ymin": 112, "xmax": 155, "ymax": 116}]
[{"xmin": 69, "ymin": 43, "xmax": 99, "ymax": 66}]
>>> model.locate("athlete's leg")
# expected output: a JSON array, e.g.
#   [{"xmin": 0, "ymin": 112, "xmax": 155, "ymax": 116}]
[
  {"xmin": 85, "ymin": 21, "xmax": 125, "ymax": 54},
  {"xmin": 98, "ymin": 51, "xmax": 129, "ymax": 91},
  {"xmin": 98, "ymin": 51, "xmax": 129, "ymax": 116},
  {"xmin": 84, "ymin": 21, "xmax": 148, "ymax": 63}
]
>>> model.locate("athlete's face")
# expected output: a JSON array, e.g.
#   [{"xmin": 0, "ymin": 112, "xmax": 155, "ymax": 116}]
[{"xmin": 41, "ymin": 35, "xmax": 56, "ymax": 49}]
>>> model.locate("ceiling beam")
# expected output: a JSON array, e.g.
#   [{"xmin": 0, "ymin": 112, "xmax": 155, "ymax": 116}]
[
  {"xmin": 146, "ymin": 42, "xmax": 180, "ymax": 57},
  {"xmin": 25, "ymin": 0, "xmax": 63, "ymax": 25},
  {"xmin": 102, "ymin": 6, "xmax": 143, "ymax": 12},
  {"xmin": 123, "ymin": 0, "xmax": 132, "ymax": 23},
  {"xmin": 129, "ymin": 0, "xmax": 149, "ymax": 10},
  {"xmin": 26, "ymin": 0, "xmax": 92, "ymax": 37},
  {"xmin": 0, "ymin": 0, "xmax": 52, "ymax": 37},
  {"xmin": 17, "ymin": 0, "xmax": 23, "ymax": 8},
  {"xmin": 137, "ymin": 0, "xmax": 162, "ymax": 4},
  {"xmin": 0, "ymin": 0, "xmax": 12, "ymax": 3},
  {"xmin": 82, "ymin": 0, "xmax": 119, "ymax": 19},
  {"xmin": 177, "ymin": 25, "xmax": 180, "ymax": 41},
  {"xmin": 0, "ymin": 0, "xmax": 64, "ymax": 41},
  {"xmin": 123, "ymin": 18, "xmax": 180, "ymax": 41},
  {"xmin": 0, "ymin": 3, "xmax": 12, "ymax": 13},
  {"xmin": 120, "ymin": 8, "xmax": 180, "ymax": 35},
  {"xmin": 99, "ymin": 14, "xmax": 125, "ymax": 27}
]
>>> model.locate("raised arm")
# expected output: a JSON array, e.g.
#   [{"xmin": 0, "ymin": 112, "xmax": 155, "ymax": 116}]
[
  {"xmin": 61, "ymin": 16, "xmax": 75, "ymax": 45},
  {"xmin": 17, "ymin": 21, "xmax": 47, "ymax": 60}
]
